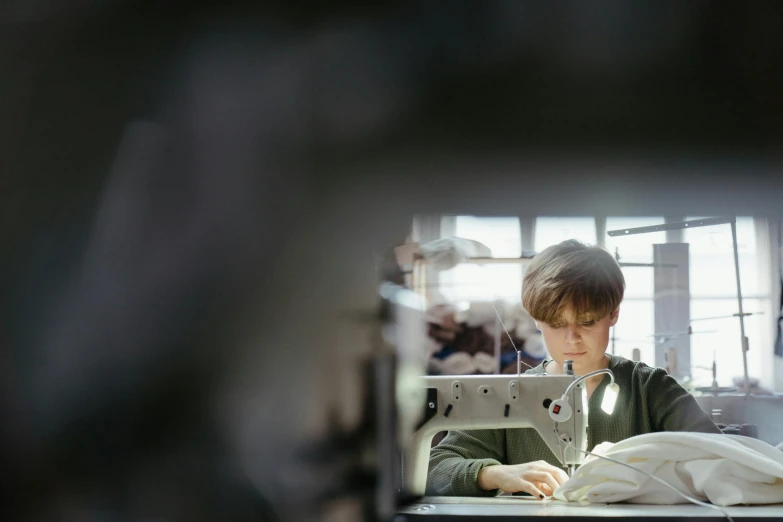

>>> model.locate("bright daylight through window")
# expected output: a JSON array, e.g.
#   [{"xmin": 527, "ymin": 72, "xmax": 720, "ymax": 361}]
[{"xmin": 423, "ymin": 215, "xmax": 770, "ymax": 390}]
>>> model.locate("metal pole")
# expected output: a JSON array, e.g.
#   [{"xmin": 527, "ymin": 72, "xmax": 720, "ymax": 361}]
[
  {"xmin": 730, "ymin": 219, "xmax": 750, "ymax": 395},
  {"xmin": 608, "ymin": 216, "xmax": 751, "ymax": 393},
  {"xmin": 495, "ymin": 315, "xmax": 501, "ymax": 374}
]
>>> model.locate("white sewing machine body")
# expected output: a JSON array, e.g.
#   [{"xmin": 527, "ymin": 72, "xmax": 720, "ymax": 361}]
[{"xmin": 403, "ymin": 373, "xmax": 588, "ymax": 496}]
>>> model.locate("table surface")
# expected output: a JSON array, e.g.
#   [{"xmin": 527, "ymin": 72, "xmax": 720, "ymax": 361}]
[{"xmin": 395, "ymin": 496, "xmax": 783, "ymax": 521}]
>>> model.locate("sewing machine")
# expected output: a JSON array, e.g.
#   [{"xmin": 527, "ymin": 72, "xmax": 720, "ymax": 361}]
[
  {"xmin": 398, "ymin": 368, "xmax": 783, "ymax": 521},
  {"xmin": 401, "ymin": 371, "xmax": 588, "ymax": 496},
  {"xmin": 386, "ymin": 284, "xmax": 782, "ymax": 520}
]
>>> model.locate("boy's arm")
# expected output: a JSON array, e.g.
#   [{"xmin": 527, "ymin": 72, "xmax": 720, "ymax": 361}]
[
  {"xmin": 646, "ymin": 368, "xmax": 723, "ymax": 434},
  {"xmin": 426, "ymin": 429, "xmax": 506, "ymax": 496}
]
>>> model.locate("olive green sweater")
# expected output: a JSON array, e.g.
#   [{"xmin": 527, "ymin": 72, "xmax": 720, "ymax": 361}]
[{"xmin": 426, "ymin": 354, "xmax": 722, "ymax": 496}]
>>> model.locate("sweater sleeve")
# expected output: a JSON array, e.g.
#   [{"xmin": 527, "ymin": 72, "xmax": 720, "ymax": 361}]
[
  {"xmin": 646, "ymin": 368, "xmax": 722, "ymax": 434},
  {"xmin": 426, "ymin": 429, "xmax": 506, "ymax": 496}
]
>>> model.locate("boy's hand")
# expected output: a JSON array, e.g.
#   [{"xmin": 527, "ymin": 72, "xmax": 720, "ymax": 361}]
[{"xmin": 477, "ymin": 461, "xmax": 569, "ymax": 498}]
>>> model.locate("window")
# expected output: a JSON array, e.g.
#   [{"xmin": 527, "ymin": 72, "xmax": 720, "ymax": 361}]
[
  {"xmin": 685, "ymin": 217, "xmax": 768, "ymax": 388},
  {"xmin": 437, "ymin": 216, "xmax": 522, "ymax": 303},
  {"xmin": 534, "ymin": 217, "xmax": 596, "ymax": 251},
  {"xmin": 690, "ymin": 298, "xmax": 768, "ymax": 388},
  {"xmin": 604, "ymin": 217, "xmax": 665, "ymax": 363},
  {"xmin": 422, "ymin": 215, "xmax": 772, "ymax": 389},
  {"xmin": 605, "ymin": 217, "xmax": 666, "ymax": 298},
  {"xmin": 686, "ymin": 217, "xmax": 760, "ymax": 297},
  {"xmin": 609, "ymin": 299, "xmax": 655, "ymax": 365}
]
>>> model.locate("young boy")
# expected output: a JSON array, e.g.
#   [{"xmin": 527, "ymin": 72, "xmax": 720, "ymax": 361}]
[{"xmin": 426, "ymin": 239, "xmax": 721, "ymax": 498}]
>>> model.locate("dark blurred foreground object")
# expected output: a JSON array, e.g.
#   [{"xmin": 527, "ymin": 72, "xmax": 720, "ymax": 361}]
[{"xmin": 3, "ymin": 1, "xmax": 783, "ymax": 521}]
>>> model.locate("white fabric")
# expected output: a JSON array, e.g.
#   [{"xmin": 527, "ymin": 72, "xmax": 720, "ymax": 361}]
[
  {"xmin": 460, "ymin": 301, "xmax": 501, "ymax": 328},
  {"xmin": 417, "ymin": 237, "xmax": 492, "ymax": 271},
  {"xmin": 555, "ymin": 432, "xmax": 783, "ymax": 506},
  {"xmin": 473, "ymin": 352, "xmax": 497, "ymax": 374},
  {"xmin": 431, "ymin": 351, "xmax": 498, "ymax": 375}
]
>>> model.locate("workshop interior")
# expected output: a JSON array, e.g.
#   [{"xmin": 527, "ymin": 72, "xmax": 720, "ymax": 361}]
[
  {"xmin": 3, "ymin": 1, "xmax": 783, "ymax": 522},
  {"xmin": 389, "ymin": 215, "xmax": 783, "ymax": 519}
]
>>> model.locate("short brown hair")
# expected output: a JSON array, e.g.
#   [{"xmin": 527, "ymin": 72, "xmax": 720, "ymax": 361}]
[{"xmin": 522, "ymin": 239, "xmax": 625, "ymax": 324}]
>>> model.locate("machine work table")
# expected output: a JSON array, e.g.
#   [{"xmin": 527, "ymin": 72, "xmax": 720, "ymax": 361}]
[{"xmin": 395, "ymin": 496, "xmax": 783, "ymax": 521}]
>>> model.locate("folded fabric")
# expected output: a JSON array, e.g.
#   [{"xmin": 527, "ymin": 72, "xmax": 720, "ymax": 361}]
[
  {"xmin": 436, "ymin": 352, "xmax": 476, "ymax": 375},
  {"xmin": 554, "ymin": 432, "xmax": 783, "ymax": 506},
  {"xmin": 473, "ymin": 351, "xmax": 497, "ymax": 374}
]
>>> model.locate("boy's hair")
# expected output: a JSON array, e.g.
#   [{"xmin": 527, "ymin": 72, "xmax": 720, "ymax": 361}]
[{"xmin": 522, "ymin": 239, "xmax": 625, "ymax": 324}]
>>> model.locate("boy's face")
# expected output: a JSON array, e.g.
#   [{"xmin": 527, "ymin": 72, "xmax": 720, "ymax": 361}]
[{"xmin": 535, "ymin": 304, "xmax": 619, "ymax": 374}]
